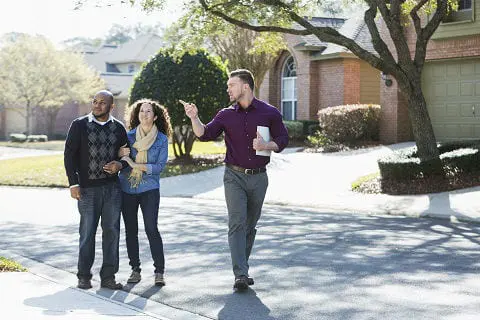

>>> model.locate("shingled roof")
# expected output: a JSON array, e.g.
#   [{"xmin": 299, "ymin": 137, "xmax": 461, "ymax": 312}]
[{"xmin": 292, "ymin": 15, "xmax": 376, "ymax": 56}]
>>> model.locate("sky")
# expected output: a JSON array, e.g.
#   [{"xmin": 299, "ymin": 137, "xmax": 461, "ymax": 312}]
[{"xmin": 0, "ymin": 0, "xmax": 183, "ymax": 45}]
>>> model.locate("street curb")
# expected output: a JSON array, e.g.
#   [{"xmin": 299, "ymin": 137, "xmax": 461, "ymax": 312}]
[{"xmin": 2, "ymin": 250, "xmax": 212, "ymax": 320}]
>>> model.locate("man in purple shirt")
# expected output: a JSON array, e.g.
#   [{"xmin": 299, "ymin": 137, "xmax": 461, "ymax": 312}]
[{"xmin": 183, "ymin": 69, "xmax": 288, "ymax": 291}]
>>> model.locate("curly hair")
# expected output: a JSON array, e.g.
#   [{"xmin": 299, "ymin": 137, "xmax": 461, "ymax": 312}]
[{"xmin": 125, "ymin": 98, "xmax": 172, "ymax": 138}]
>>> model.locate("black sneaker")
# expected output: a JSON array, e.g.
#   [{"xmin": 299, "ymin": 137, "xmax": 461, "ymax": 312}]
[
  {"xmin": 100, "ymin": 278, "xmax": 123, "ymax": 290},
  {"xmin": 77, "ymin": 278, "xmax": 92, "ymax": 289},
  {"xmin": 247, "ymin": 277, "xmax": 254, "ymax": 286},
  {"xmin": 233, "ymin": 276, "xmax": 249, "ymax": 291}
]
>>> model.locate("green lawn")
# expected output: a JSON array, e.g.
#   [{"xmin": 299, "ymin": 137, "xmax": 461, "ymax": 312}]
[
  {"xmin": 0, "ymin": 140, "xmax": 226, "ymax": 156},
  {"xmin": 0, "ymin": 141, "xmax": 226, "ymax": 188}
]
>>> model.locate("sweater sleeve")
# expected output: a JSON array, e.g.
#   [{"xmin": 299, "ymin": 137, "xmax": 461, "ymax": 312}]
[{"xmin": 64, "ymin": 120, "xmax": 81, "ymax": 187}]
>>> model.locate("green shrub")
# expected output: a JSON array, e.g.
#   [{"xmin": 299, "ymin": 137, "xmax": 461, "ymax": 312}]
[
  {"xmin": 9, "ymin": 133, "xmax": 27, "ymax": 143},
  {"xmin": 306, "ymin": 130, "xmax": 342, "ymax": 152},
  {"xmin": 298, "ymin": 120, "xmax": 320, "ymax": 136},
  {"xmin": 378, "ymin": 142, "xmax": 480, "ymax": 181},
  {"xmin": 27, "ymin": 135, "xmax": 48, "ymax": 142},
  {"xmin": 283, "ymin": 121, "xmax": 303, "ymax": 141},
  {"xmin": 318, "ymin": 104, "xmax": 380, "ymax": 143}
]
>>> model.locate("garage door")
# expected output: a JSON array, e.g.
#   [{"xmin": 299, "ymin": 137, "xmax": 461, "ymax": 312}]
[{"xmin": 422, "ymin": 58, "xmax": 480, "ymax": 141}]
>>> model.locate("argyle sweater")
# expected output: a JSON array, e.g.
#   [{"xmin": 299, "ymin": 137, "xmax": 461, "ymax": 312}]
[{"xmin": 64, "ymin": 115, "xmax": 128, "ymax": 188}]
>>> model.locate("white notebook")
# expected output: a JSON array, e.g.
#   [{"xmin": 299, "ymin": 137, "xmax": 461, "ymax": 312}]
[{"xmin": 256, "ymin": 126, "xmax": 271, "ymax": 157}]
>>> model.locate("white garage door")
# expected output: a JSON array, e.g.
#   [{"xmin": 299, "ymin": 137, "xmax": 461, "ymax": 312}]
[{"xmin": 422, "ymin": 58, "xmax": 480, "ymax": 141}]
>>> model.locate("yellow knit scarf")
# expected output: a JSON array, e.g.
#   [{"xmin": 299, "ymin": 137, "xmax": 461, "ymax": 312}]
[{"xmin": 128, "ymin": 125, "xmax": 158, "ymax": 188}]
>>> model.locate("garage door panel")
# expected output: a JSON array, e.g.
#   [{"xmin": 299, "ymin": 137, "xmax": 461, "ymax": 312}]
[
  {"xmin": 460, "ymin": 82, "xmax": 475, "ymax": 96},
  {"xmin": 447, "ymin": 83, "xmax": 459, "ymax": 97},
  {"xmin": 423, "ymin": 58, "xmax": 480, "ymax": 141},
  {"xmin": 460, "ymin": 63, "xmax": 475, "ymax": 76},
  {"xmin": 460, "ymin": 103, "xmax": 475, "ymax": 117},
  {"xmin": 432, "ymin": 65, "xmax": 446, "ymax": 78},
  {"xmin": 447, "ymin": 64, "xmax": 459, "ymax": 77},
  {"xmin": 434, "ymin": 83, "xmax": 446, "ymax": 97},
  {"xmin": 429, "ymin": 103, "xmax": 446, "ymax": 118}
]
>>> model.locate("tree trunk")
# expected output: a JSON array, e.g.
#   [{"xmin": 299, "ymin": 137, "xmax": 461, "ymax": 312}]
[
  {"xmin": 402, "ymin": 83, "xmax": 439, "ymax": 162},
  {"xmin": 25, "ymin": 104, "xmax": 31, "ymax": 135},
  {"xmin": 396, "ymin": 75, "xmax": 442, "ymax": 176}
]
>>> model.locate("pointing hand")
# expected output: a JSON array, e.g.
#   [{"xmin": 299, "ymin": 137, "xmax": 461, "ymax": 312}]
[{"xmin": 180, "ymin": 99, "xmax": 198, "ymax": 119}]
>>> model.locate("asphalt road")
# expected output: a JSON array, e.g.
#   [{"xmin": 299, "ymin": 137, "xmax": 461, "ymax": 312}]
[{"xmin": 2, "ymin": 187, "xmax": 480, "ymax": 320}]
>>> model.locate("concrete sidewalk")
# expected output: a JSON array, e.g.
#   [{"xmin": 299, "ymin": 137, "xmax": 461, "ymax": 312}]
[
  {"xmin": 160, "ymin": 143, "xmax": 480, "ymax": 223},
  {"xmin": 1, "ymin": 253, "xmax": 209, "ymax": 320}
]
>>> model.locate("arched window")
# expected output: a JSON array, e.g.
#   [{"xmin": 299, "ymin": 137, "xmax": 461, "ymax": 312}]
[{"xmin": 281, "ymin": 56, "xmax": 297, "ymax": 120}]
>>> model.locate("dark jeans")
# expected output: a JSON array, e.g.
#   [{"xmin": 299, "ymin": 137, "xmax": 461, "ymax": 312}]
[
  {"xmin": 223, "ymin": 167, "xmax": 268, "ymax": 278},
  {"xmin": 122, "ymin": 188, "xmax": 165, "ymax": 274},
  {"xmin": 77, "ymin": 181, "xmax": 122, "ymax": 281}
]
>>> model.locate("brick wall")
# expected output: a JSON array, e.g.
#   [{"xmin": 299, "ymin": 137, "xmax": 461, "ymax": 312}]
[
  {"xmin": 343, "ymin": 59, "xmax": 361, "ymax": 105},
  {"xmin": 426, "ymin": 34, "xmax": 480, "ymax": 60},
  {"xmin": 295, "ymin": 49, "xmax": 316, "ymax": 120},
  {"xmin": 317, "ymin": 60, "xmax": 345, "ymax": 110}
]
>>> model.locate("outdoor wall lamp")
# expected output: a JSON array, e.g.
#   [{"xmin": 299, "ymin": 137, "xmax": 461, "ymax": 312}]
[{"xmin": 381, "ymin": 72, "xmax": 393, "ymax": 87}]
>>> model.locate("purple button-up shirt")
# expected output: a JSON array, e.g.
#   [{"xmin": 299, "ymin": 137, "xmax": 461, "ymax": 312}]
[{"xmin": 199, "ymin": 98, "xmax": 289, "ymax": 169}]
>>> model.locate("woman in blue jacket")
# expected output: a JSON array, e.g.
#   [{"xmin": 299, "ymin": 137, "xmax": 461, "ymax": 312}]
[{"xmin": 119, "ymin": 99, "xmax": 172, "ymax": 286}]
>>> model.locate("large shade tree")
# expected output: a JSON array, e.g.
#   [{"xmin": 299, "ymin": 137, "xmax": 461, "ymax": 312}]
[
  {"xmin": 0, "ymin": 34, "xmax": 104, "ymax": 136},
  {"xmin": 164, "ymin": 2, "xmax": 287, "ymax": 96},
  {"xmin": 75, "ymin": 0, "xmax": 460, "ymax": 163}
]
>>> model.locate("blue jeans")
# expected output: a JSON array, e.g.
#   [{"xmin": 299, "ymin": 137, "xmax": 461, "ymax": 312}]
[
  {"xmin": 223, "ymin": 167, "xmax": 268, "ymax": 278},
  {"xmin": 77, "ymin": 181, "xmax": 122, "ymax": 281},
  {"xmin": 122, "ymin": 188, "xmax": 165, "ymax": 274}
]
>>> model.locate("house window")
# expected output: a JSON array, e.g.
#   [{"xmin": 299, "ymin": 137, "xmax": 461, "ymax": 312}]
[
  {"xmin": 281, "ymin": 56, "xmax": 297, "ymax": 121},
  {"xmin": 128, "ymin": 64, "xmax": 135, "ymax": 73},
  {"xmin": 443, "ymin": 0, "xmax": 473, "ymax": 23}
]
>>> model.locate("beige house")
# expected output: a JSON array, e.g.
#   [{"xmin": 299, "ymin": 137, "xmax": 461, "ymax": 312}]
[{"xmin": 0, "ymin": 34, "xmax": 164, "ymax": 139}]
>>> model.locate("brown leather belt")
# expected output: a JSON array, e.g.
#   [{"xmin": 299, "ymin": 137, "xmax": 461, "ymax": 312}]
[{"xmin": 226, "ymin": 164, "xmax": 266, "ymax": 175}]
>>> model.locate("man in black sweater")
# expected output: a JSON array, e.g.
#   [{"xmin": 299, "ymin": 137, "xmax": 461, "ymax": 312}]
[{"xmin": 64, "ymin": 90, "xmax": 128, "ymax": 290}]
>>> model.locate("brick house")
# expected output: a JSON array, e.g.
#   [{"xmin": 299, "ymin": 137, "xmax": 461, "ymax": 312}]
[
  {"xmin": 381, "ymin": 0, "xmax": 480, "ymax": 143},
  {"xmin": 260, "ymin": 1, "xmax": 480, "ymax": 144},
  {"xmin": 0, "ymin": 34, "xmax": 163, "ymax": 140},
  {"xmin": 258, "ymin": 16, "xmax": 381, "ymax": 122}
]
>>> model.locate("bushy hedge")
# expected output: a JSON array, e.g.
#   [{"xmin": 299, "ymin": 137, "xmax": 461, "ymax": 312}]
[
  {"xmin": 9, "ymin": 133, "xmax": 27, "ymax": 142},
  {"xmin": 378, "ymin": 141, "xmax": 480, "ymax": 181},
  {"xmin": 9, "ymin": 134, "xmax": 48, "ymax": 143},
  {"xmin": 283, "ymin": 121, "xmax": 303, "ymax": 141},
  {"xmin": 283, "ymin": 120, "xmax": 320, "ymax": 142},
  {"xmin": 318, "ymin": 104, "xmax": 380, "ymax": 143}
]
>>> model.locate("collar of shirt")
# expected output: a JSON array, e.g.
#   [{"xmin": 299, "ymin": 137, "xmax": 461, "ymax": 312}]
[
  {"xmin": 234, "ymin": 98, "xmax": 258, "ymax": 112},
  {"xmin": 87, "ymin": 112, "xmax": 114, "ymax": 125}
]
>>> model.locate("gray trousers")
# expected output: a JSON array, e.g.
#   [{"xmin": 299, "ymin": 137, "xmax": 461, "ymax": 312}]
[{"xmin": 223, "ymin": 166, "xmax": 268, "ymax": 277}]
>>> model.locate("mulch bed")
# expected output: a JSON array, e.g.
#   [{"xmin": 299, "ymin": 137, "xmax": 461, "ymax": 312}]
[{"xmin": 356, "ymin": 172, "xmax": 480, "ymax": 195}]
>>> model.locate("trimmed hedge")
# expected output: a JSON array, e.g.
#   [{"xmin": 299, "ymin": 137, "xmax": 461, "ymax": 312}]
[
  {"xmin": 283, "ymin": 121, "xmax": 303, "ymax": 141},
  {"xmin": 9, "ymin": 134, "xmax": 48, "ymax": 143},
  {"xmin": 9, "ymin": 133, "xmax": 27, "ymax": 142},
  {"xmin": 318, "ymin": 104, "xmax": 380, "ymax": 143},
  {"xmin": 378, "ymin": 141, "xmax": 480, "ymax": 181}
]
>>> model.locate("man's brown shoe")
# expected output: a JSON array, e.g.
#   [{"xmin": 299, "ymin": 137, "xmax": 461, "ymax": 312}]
[
  {"xmin": 77, "ymin": 278, "xmax": 92, "ymax": 289},
  {"xmin": 100, "ymin": 278, "xmax": 123, "ymax": 290},
  {"xmin": 233, "ymin": 276, "xmax": 249, "ymax": 291}
]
